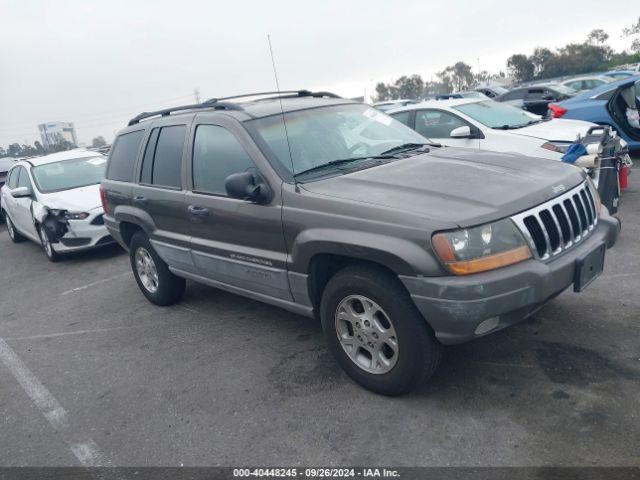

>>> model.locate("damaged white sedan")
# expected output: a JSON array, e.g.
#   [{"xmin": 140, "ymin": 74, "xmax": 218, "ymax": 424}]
[{"xmin": 0, "ymin": 149, "xmax": 114, "ymax": 261}]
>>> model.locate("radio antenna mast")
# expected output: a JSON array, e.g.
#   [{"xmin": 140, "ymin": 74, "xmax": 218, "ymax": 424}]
[{"xmin": 267, "ymin": 34, "xmax": 297, "ymax": 189}]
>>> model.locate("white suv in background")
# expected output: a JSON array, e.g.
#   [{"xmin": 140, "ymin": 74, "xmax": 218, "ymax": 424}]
[
  {"xmin": 1, "ymin": 149, "xmax": 114, "ymax": 261},
  {"xmin": 388, "ymin": 98, "xmax": 597, "ymax": 160}
]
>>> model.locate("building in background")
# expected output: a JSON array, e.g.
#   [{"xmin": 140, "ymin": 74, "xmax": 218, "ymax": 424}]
[{"xmin": 38, "ymin": 121, "xmax": 78, "ymax": 150}]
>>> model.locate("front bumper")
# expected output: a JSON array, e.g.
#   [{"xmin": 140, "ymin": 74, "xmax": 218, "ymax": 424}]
[
  {"xmin": 400, "ymin": 209, "xmax": 620, "ymax": 345},
  {"xmin": 52, "ymin": 211, "xmax": 114, "ymax": 253}
]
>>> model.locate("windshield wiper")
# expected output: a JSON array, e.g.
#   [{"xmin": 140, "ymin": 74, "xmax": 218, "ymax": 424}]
[
  {"xmin": 494, "ymin": 120, "xmax": 542, "ymax": 130},
  {"xmin": 293, "ymin": 155, "xmax": 394, "ymax": 179},
  {"xmin": 379, "ymin": 143, "xmax": 430, "ymax": 155}
]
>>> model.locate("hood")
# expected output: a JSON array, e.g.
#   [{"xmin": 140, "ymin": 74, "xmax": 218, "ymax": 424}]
[
  {"xmin": 37, "ymin": 183, "xmax": 103, "ymax": 212},
  {"xmin": 301, "ymin": 147, "xmax": 585, "ymax": 227},
  {"xmin": 508, "ymin": 118, "xmax": 595, "ymax": 142}
]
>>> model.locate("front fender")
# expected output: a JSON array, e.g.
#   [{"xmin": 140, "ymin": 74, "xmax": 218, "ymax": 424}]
[{"xmin": 289, "ymin": 228, "xmax": 444, "ymax": 276}]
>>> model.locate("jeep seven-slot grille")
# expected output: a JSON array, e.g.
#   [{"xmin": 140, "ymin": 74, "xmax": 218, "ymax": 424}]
[{"xmin": 511, "ymin": 182, "xmax": 598, "ymax": 260}]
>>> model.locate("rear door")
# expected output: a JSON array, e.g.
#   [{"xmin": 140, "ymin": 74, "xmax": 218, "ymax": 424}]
[
  {"xmin": 134, "ymin": 121, "xmax": 194, "ymax": 272},
  {"xmin": 184, "ymin": 116, "xmax": 291, "ymax": 301}
]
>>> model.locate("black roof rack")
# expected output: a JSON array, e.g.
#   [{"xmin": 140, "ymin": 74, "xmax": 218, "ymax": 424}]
[
  {"xmin": 127, "ymin": 90, "xmax": 342, "ymax": 126},
  {"xmin": 204, "ymin": 89, "xmax": 341, "ymax": 104}
]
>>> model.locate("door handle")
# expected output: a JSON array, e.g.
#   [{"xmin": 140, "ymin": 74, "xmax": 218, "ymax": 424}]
[
  {"xmin": 133, "ymin": 195, "xmax": 147, "ymax": 204},
  {"xmin": 187, "ymin": 205, "xmax": 209, "ymax": 216}
]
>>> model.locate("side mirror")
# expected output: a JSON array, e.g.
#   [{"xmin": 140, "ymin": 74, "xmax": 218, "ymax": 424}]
[
  {"xmin": 225, "ymin": 171, "xmax": 272, "ymax": 204},
  {"xmin": 11, "ymin": 186, "xmax": 32, "ymax": 198},
  {"xmin": 450, "ymin": 126, "xmax": 473, "ymax": 138}
]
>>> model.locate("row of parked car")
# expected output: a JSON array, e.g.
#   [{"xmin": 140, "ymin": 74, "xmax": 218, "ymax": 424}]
[
  {"xmin": 0, "ymin": 88, "xmax": 628, "ymax": 395},
  {"xmin": 375, "ymin": 70, "xmax": 640, "ymax": 152}
]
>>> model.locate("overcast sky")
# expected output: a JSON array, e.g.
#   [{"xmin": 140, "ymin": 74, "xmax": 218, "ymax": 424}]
[{"xmin": 0, "ymin": 0, "xmax": 637, "ymax": 146}]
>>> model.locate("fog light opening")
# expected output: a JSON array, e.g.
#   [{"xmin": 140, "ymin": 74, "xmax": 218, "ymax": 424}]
[{"xmin": 475, "ymin": 316, "xmax": 500, "ymax": 335}]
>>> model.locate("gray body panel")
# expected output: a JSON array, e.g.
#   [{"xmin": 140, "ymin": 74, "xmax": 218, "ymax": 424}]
[{"xmin": 102, "ymin": 96, "xmax": 620, "ymax": 345}]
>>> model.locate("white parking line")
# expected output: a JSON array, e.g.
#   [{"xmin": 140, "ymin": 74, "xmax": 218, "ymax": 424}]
[
  {"xmin": 6, "ymin": 326, "xmax": 139, "ymax": 341},
  {"xmin": 60, "ymin": 272, "xmax": 132, "ymax": 296},
  {"xmin": 0, "ymin": 338, "xmax": 111, "ymax": 466}
]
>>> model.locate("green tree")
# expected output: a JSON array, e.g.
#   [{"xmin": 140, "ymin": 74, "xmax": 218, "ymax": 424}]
[
  {"xmin": 392, "ymin": 75, "xmax": 425, "ymax": 99},
  {"xmin": 438, "ymin": 61, "xmax": 474, "ymax": 91},
  {"xmin": 50, "ymin": 140, "xmax": 75, "ymax": 153},
  {"xmin": 8, "ymin": 143, "xmax": 21, "ymax": 157},
  {"xmin": 34, "ymin": 141, "xmax": 45, "ymax": 155},
  {"xmin": 530, "ymin": 47, "xmax": 554, "ymax": 77},
  {"xmin": 623, "ymin": 16, "xmax": 640, "ymax": 52},
  {"xmin": 507, "ymin": 54, "xmax": 535, "ymax": 82},
  {"xmin": 374, "ymin": 82, "xmax": 392, "ymax": 102},
  {"xmin": 587, "ymin": 29, "xmax": 609, "ymax": 45},
  {"xmin": 92, "ymin": 136, "xmax": 107, "ymax": 148}
]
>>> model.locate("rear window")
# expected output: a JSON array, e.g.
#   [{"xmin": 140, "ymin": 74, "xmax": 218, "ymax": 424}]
[{"xmin": 107, "ymin": 130, "xmax": 145, "ymax": 182}]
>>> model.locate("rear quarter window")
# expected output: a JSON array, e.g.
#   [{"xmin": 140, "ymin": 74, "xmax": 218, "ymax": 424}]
[{"xmin": 106, "ymin": 130, "xmax": 145, "ymax": 182}]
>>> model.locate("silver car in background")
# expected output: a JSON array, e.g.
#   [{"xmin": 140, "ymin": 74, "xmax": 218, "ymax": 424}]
[{"xmin": 0, "ymin": 149, "xmax": 114, "ymax": 261}]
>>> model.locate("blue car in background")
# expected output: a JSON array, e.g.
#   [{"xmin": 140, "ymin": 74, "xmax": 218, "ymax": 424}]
[{"xmin": 549, "ymin": 76, "xmax": 640, "ymax": 151}]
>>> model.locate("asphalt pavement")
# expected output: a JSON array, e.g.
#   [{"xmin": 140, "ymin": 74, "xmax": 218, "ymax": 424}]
[{"xmin": 0, "ymin": 165, "xmax": 638, "ymax": 467}]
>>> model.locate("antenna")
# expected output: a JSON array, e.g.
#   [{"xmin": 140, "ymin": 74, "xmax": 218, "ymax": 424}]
[{"xmin": 267, "ymin": 34, "xmax": 297, "ymax": 188}]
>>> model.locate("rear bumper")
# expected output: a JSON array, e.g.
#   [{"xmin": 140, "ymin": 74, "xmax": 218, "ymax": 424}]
[{"xmin": 400, "ymin": 210, "xmax": 620, "ymax": 345}]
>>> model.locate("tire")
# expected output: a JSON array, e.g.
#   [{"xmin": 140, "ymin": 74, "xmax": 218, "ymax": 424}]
[
  {"xmin": 38, "ymin": 225, "xmax": 60, "ymax": 262},
  {"xmin": 129, "ymin": 231, "xmax": 185, "ymax": 306},
  {"xmin": 320, "ymin": 264, "xmax": 442, "ymax": 396},
  {"xmin": 5, "ymin": 214, "xmax": 26, "ymax": 243}
]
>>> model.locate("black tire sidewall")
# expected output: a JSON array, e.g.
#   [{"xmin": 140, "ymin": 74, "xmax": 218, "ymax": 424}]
[
  {"xmin": 129, "ymin": 232, "xmax": 185, "ymax": 306},
  {"xmin": 320, "ymin": 266, "xmax": 439, "ymax": 396}
]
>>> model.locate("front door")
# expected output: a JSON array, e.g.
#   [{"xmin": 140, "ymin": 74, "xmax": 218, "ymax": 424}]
[
  {"xmin": 185, "ymin": 121, "xmax": 290, "ymax": 301},
  {"xmin": 414, "ymin": 109, "xmax": 480, "ymax": 149},
  {"xmin": 13, "ymin": 166, "xmax": 38, "ymax": 239}
]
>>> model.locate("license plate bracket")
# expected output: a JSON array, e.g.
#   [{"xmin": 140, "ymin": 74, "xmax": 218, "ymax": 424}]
[{"xmin": 574, "ymin": 243, "xmax": 605, "ymax": 292}]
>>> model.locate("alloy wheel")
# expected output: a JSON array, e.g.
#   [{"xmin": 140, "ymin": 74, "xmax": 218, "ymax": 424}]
[
  {"xmin": 39, "ymin": 228, "xmax": 53, "ymax": 258},
  {"xmin": 335, "ymin": 295, "xmax": 399, "ymax": 374},
  {"xmin": 135, "ymin": 247, "xmax": 159, "ymax": 293}
]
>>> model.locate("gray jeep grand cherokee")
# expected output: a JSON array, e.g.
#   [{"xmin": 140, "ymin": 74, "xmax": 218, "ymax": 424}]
[{"xmin": 101, "ymin": 90, "xmax": 620, "ymax": 395}]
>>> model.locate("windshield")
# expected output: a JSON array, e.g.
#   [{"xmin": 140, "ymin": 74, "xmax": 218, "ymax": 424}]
[
  {"xmin": 247, "ymin": 104, "xmax": 428, "ymax": 176},
  {"xmin": 453, "ymin": 100, "xmax": 540, "ymax": 128},
  {"xmin": 32, "ymin": 156, "xmax": 107, "ymax": 193}
]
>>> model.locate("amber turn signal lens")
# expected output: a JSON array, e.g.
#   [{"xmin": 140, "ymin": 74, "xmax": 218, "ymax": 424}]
[{"xmin": 435, "ymin": 244, "xmax": 532, "ymax": 276}]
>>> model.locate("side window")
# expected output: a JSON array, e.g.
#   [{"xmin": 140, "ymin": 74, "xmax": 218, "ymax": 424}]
[
  {"xmin": 192, "ymin": 125, "xmax": 255, "ymax": 196},
  {"xmin": 526, "ymin": 89, "xmax": 545, "ymax": 100},
  {"xmin": 17, "ymin": 167, "xmax": 32, "ymax": 189},
  {"xmin": 107, "ymin": 130, "xmax": 145, "ymax": 182},
  {"xmin": 148, "ymin": 125, "xmax": 186, "ymax": 188},
  {"xmin": 391, "ymin": 111, "xmax": 411, "ymax": 127},
  {"xmin": 500, "ymin": 89, "xmax": 525, "ymax": 101},
  {"xmin": 7, "ymin": 168, "xmax": 19, "ymax": 188},
  {"xmin": 567, "ymin": 81, "xmax": 582, "ymax": 91},
  {"xmin": 415, "ymin": 110, "xmax": 467, "ymax": 138},
  {"xmin": 139, "ymin": 128, "xmax": 160, "ymax": 184}
]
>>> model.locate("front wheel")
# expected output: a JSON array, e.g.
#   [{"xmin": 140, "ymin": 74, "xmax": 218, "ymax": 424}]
[
  {"xmin": 320, "ymin": 265, "xmax": 442, "ymax": 396},
  {"xmin": 129, "ymin": 231, "xmax": 185, "ymax": 306},
  {"xmin": 38, "ymin": 226, "xmax": 60, "ymax": 262}
]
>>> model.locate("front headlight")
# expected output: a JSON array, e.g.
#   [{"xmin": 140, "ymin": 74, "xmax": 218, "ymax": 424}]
[
  {"xmin": 541, "ymin": 142, "xmax": 570, "ymax": 154},
  {"xmin": 65, "ymin": 212, "xmax": 90, "ymax": 220},
  {"xmin": 432, "ymin": 219, "xmax": 532, "ymax": 275}
]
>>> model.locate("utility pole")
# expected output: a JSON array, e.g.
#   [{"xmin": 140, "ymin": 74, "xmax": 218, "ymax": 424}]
[{"xmin": 194, "ymin": 87, "xmax": 201, "ymax": 104}]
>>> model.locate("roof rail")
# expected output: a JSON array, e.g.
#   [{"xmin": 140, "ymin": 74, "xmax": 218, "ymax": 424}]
[
  {"xmin": 127, "ymin": 100, "xmax": 242, "ymax": 126},
  {"xmin": 127, "ymin": 90, "xmax": 342, "ymax": 126},
  {"xmin": 204, "ymin": 89, "xmax": 341, "ymax": 103}
]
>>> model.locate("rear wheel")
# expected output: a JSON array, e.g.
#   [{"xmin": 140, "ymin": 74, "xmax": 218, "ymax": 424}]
[
  {"xmin": 129, "ymin": 231, "xmax": 185, "ymax": 306},
  {"xmin": 320, "ymin": 264, "xmax": 442, "ymax": 396},
  {"xmin": 38, "ymin": 226, "xmax": 60, "ymax": 262},
  {"xmin": 6, "ymin": 214, "xmax": 25, "ymax": 243}
]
